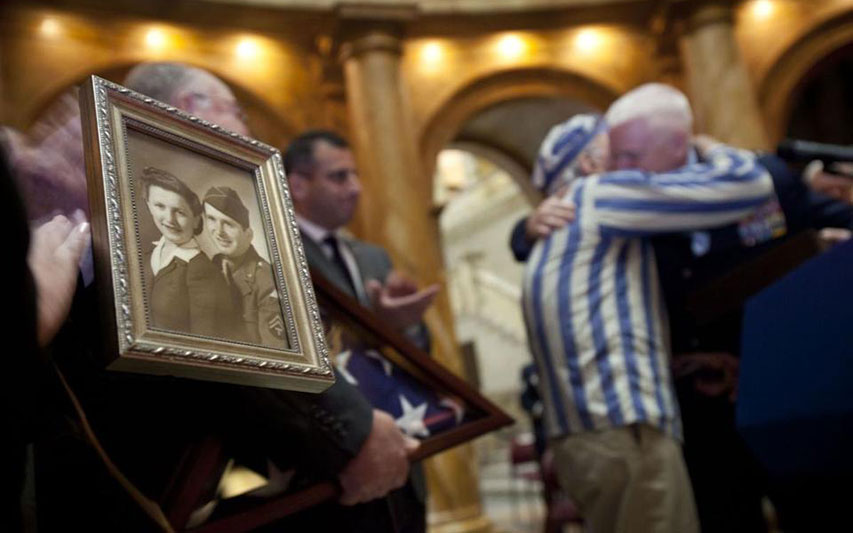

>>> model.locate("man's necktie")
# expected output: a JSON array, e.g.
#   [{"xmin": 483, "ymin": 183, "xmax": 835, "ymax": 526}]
[
  {"xmin": 323, "ymin": 235, "xmax": 358, "ymax": 297},
  {"xmin": 222, "ymin": 258, "xmax": 235, "ymax": 286}
]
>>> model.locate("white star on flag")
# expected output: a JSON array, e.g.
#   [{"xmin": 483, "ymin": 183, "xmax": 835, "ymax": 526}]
[
  {"xmin": 335, "ymin": 350, "xmax": 358, "ymax": 385},
  {"xmin": 395, "ymin": 394, "xmax": 429, "ymax": 438},
  {"xmin": 364, "ymin": 349, "xmax": 393, "ymax": 376}
]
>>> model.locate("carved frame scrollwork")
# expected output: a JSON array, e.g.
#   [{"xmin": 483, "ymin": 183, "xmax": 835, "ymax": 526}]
[{"xmin": 80, "ymin": 75, "xmax": 334, "ymax": 392}]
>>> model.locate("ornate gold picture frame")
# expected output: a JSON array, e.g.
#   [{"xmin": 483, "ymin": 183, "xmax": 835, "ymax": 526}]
[{"xmin": 79, "ymin": 75, "xmax": 333, "ymax": 393}]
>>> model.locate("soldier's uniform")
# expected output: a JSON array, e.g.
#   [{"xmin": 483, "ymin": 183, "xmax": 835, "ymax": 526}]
[
  {"xmin": 215, "ymin": 245, "xmax": 285, "ymax": 348},
  {"xmin": 204, "ymin": 185, "xmax": 287, "ymax": 349}
]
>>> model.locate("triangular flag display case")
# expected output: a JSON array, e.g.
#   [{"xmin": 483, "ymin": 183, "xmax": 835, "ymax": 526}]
[{"xmin": 166, "ymin": 270, "xmax": 513, "ymax": 532}]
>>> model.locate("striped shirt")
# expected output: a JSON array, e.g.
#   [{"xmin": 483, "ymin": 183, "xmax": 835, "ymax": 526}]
[{"xmin": 521, "ymin": 146, "xmax": 773, "ymax": 440}]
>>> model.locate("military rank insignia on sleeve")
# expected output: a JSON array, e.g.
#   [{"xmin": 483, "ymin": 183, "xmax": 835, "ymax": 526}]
[{"xmin": 268, "ymin": 314, "xmax": 285, "ymax": 339}]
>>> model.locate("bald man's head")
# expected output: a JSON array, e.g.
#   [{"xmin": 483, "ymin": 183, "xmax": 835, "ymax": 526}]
[
  {"xmin": 606, "ymin": 83, "xmax": 693, "ymax": 172},
  {"xmin": 124, "ymin": 62, "xmax": 249, "ymax": 136}
]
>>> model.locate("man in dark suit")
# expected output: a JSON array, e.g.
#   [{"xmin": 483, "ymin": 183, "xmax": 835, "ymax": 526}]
[
  {"xmin": 283, "ymin": 130, "xmax": 439, "ymax": 532},
  {"xmin": 1, "ymin": 145, "xmax": 90, "ymax": 531},
  {"xmin": 285, "ymin": 130, "xmax": 437, "ymax": 350},
  {"xmin": 651, "ymin": 153, "xmax": 853, "ymax": 532}
]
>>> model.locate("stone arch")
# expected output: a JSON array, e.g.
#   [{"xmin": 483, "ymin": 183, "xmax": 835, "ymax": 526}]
[
  {"xmin": 419, "ymin": 66, "xmax": 620, "ymax": 180},
  {"xmin": 21, "ymin": 60, "xmax": 298, "ymax": 148},
  {"xmin": 448, "ymin": 139, "xmax": 541, "ymax": 206},
  {"xmin": 758, "ymin": 7, "xmax": 853, "ymax": 143}
]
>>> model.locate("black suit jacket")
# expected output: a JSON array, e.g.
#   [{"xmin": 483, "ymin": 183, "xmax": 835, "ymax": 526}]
[
  {"xmin": 301, "ymin": 232, "xmax": 431, "ymax": 353},
  {"xmin": 35, "ymin": 281, "xmax": 374, "ymax": 531},
  {"xmin": 299, "ymin": 230, "xmax": 428, "ymax": 532},
  {"xmin": 652, "ymin": 153, "xmax": 853, "ymax": 357},
  {"xmin": 2, "ymin": 147, "xmax": 42, "ymax": 532}
]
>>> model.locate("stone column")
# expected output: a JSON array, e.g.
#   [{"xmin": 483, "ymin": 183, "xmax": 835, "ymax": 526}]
[
  {"xmin": 319, "ymin": 79, "xmax": 350, "ymax": 136},
  {"xmin": 679, "ymin": 0, "xmax": 770, "ymax": 150},
  {"xmin": 339, "ymin": 21, "xmax": 491, "ymax": 533},
  {"xmin": 315, "ymin": 35, "xmax": 352, "ymax": 137}
]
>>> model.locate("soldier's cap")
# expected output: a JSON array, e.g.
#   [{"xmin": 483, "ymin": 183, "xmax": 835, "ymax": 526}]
[{"xmin": 203, "ymin": 186, "xmax": 250, "ymax": 229}]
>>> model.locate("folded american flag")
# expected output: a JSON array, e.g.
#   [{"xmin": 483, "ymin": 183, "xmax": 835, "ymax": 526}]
[{"xmin": 335, "ymin": 347, "xmax": 466, "ymax": 438}]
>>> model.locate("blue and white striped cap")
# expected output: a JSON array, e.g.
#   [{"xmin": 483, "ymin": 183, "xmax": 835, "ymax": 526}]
[{"xmin": 532, "ymin": 113, "xmax": 606, "ymax": 194}]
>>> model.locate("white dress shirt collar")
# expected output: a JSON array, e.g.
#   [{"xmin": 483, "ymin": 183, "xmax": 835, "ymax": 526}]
[
  {"xmin": 295, "ymin": 215, "xmax": 368, "ymax": 304},
  {"xmin": 151, "ymin": 237, "xmax": 201, "ymax": 276},
  {"xmin": 296, "ymin": 215, "xmax": 336, "ymax": 245}
]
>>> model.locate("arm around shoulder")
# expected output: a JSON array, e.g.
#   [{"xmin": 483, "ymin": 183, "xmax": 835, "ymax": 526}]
[{"xmin": 588, "ymin": 145, "xmax": 774, "ymax": 235}]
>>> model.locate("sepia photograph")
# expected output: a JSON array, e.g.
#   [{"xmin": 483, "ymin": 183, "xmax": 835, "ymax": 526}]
[
  {"xmin": 78, "ymin": 75, "xmax": 333, "ymax": 393},
  {"xmin": 128, "ymin": 127, "xmax": 287, "ymax": 349}
]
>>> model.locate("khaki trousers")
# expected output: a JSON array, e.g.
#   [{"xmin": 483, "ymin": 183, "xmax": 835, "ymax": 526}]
[{"xmin": 551, "ymin": 425, "xmax": 699, "ymax": 533}]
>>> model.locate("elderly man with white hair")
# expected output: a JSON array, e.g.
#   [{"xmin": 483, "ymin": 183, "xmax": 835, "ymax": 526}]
[
  {"xmin": 521, "ymin": 84, "xmax": 774, "ymax": 533},
  {"xmin": 32, "ymin": 62, "xmax": 416, "ymax": 532}
]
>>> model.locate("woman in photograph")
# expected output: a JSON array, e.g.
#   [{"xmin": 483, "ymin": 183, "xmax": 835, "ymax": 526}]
[{"xmin": 141, "ymin": 166, "xmax": 235, "ymax": 337}]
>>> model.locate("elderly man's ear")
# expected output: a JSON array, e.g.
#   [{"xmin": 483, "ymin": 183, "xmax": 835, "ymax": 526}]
[
  {"xmin": 288, "ymin": 173, "xmax": 309, "ymax": 204},
  {"xmin": 578, "ymin": 152, "xmax": 596, "ymax": 176},
  {"xmin": 173, "ymin": 89, "xmax": 197, "ymax": 117}
]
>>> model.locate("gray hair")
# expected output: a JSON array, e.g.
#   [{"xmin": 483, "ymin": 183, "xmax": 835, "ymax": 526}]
[
  {"xmin": 123, "ymin": 62, "xmax": 198, "ymax": 104},
  {"xmin": 605, "ymin": 83, "xmax": 693, "ymax": 133}
]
